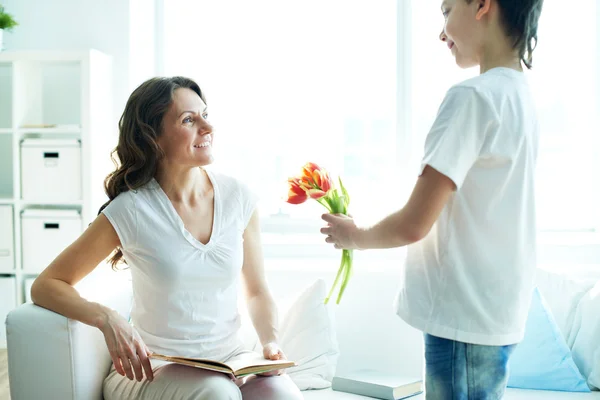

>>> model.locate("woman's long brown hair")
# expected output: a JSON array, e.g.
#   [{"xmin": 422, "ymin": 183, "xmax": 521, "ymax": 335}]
[{"xmin": 99, "ymin": 77, "xmax": 205, "ymax": 269}]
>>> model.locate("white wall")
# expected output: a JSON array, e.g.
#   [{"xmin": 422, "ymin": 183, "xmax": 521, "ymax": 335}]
[
  {"xmin": 1, "ymin": 0, "xmax": 157, "ymax": 129},
  {"xmin": 128, "ymin": 0, "xmax": 157, "ymax": 92}
]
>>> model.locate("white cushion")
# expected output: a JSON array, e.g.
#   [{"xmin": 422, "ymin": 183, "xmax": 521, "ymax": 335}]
[
  {"xmin": 534, "ymin": 268, "xmax": 600, "ymax": 389},
  {"xmin": 274, "ymin": 279, "xmax": 340, "ymax": 389},
  {"xmin": 569, "ymin": 281, "xmax": 600, "ymax": 389},
  {"xmin": 240, "ymin": 279, "xmax": 340, "ymax": 390},
  {"xmin": 535, "ymin": 268, "xmax": 596, "ymax": 340}
]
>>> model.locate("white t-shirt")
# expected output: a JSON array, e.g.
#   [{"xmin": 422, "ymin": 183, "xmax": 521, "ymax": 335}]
[
  {"xmin": 395, "ymin": 67, "xmax": 539, "ymax": 346},
  {"xmin": 102, "ymin": 169, "xmax": 258, "ymax": 361}
]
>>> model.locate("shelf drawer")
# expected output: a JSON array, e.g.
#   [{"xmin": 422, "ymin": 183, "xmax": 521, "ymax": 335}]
[
  {"xmin": 0, "ymin": 205, "xmax": 14, "ymax": 271},
  {"xmin": 21, "ymin": 209, "xmax": 82, "ymax": 273},
  {"xmin": 21, "ymin": 139, "xmax": 82, "ymax": 202}
]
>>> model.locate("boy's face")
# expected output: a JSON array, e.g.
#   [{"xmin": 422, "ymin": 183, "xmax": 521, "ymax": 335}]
[{"xmin": 440, "ymin": 0, "xmax": 485, "ymax": 69}]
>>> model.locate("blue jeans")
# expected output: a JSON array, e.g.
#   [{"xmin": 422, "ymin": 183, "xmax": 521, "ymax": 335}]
[{"xmin": 424, "ymin": 334, "xmax": 517, "ymax": 400}]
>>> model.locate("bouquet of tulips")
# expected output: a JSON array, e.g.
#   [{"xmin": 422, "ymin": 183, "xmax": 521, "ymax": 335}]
[{"xmin": 286, "ymin": 162, "xmax": 353, "ymax": 304}]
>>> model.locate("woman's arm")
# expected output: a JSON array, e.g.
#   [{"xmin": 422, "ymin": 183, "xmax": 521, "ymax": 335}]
[
  {"xmin": 241, "ymin": 210, "xmax": 282, "ymax": 357},
  {"xmin": 31, "ymin": 214, "xmax": 119, "ymax": 327},
  {"xmin": 31, "ymin": 214, "xmax": 154, "ymax": 382}
]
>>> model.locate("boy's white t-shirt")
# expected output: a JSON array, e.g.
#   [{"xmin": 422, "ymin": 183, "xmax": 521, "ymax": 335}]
[
  {"xmin": 395, "ymin": 67, "xmax": 539, "ymax": 346},
  {"xmin": 102, "ymin": 169, "xmax": 257, "ymax": 361}
]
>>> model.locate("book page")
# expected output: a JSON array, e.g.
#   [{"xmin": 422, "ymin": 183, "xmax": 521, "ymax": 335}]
[
  {"xmin": 226, "ymin": 355, "xmax": 294, "ymax": 373},
  {"xmin": 171, "ymin": 356, "xmax": 229, "ymax": 368},
  {"xmin": 151, "ymin": 353, "xmax": 295, "ymax": 377},
  {"xmin": 151, "ymin": 354, "xmax": 231, "ymax": 371}
]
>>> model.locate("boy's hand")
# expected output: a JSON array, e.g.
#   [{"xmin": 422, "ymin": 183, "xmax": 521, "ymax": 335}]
[{"xmin": 320, "ymin": 213, "xmax": 362, "ymax": 250}]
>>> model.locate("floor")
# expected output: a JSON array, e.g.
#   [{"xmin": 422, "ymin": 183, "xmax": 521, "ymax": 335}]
[{"xmin": 0, "ymin": 349, "xmax": 9, "ymax": 400}]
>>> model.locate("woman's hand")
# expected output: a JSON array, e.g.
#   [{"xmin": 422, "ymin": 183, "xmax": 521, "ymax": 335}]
[
  {"xmin": 259, "ymin": 342, "xmax": 287, "ymax": 376},
  {"xmin": 98, "ymin": 309, "xmax": 154, "ymax": 382}
]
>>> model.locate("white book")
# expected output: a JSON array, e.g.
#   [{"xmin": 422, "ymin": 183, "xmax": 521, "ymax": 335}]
[{"xmin": 332, "ymin": 370, "xmax": 423, "ymax": 400}]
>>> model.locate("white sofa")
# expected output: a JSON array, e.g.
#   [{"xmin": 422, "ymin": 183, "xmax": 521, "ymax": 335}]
[{"xmin": 5, "ymin": 263, "xmax": 600, "ymax": 400}]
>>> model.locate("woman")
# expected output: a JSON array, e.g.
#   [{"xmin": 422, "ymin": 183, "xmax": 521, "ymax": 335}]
[{"xmin": 31, "ymin": 77, "xmax": 303, "ymax": 400}]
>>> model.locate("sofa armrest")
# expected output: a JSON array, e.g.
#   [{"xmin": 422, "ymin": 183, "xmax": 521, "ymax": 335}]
[
  {"xmin": 6, "ymin": 268, "xmax": 133, "ymax": 400},
  {"xmin": 6, "ymin": 304, "xmax": 111, "ymax": 400}
]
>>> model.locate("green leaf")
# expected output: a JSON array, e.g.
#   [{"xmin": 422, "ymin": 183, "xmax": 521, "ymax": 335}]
[
  {"xmin": 337, "ymin": 195, "xmax": 347, "ymax": 215},
  {"xmin": 329, "ymin": 189, "xmax": 343, "ymax": 214},
  {"xmin": 316, "ymin": 197, "xmax": 333, "ymax": 213},
  {"xmin": 0, "ymin": 8, "xmax": 18, "ymax": 31},
  {"xmin": 338, "ymin": 177, "xmax": 350, "ymax": 209},
  {"xmin": 324, "ymin": 253, "xmax": 347, "ymax": 304}
]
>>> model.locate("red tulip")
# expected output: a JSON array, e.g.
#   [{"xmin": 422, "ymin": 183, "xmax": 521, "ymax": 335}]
[
  {"xmin": 286, "ymin": 178, "xmax": 308, "ymax": 204},
  {"xmin": 307, "ymin": 188, "xmax": 327, "ymax": 200}
]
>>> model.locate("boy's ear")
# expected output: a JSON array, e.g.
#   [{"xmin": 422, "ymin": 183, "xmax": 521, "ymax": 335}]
[{"xmin": 475, "ymin": 0, "xmax": 492, "ymax": 20}]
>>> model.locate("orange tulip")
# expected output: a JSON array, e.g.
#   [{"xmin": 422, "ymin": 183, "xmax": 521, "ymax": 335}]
[
  {"xmin": 298, "ymin": 176, "xmax": 312, "ymax": 192},
  {"xmin": 298, "ymin": 163, "xmax": 333, "ymax": 197},
  {"xmin": 286, "ymin": 178, "xmax": 308, "ymax": 204},
  {"xmin": 314, "ymin": 169, "xmax": 333, "ymax": 193},
  {"xmin": 302, "ymin": 162, "xmax": 321, "ymax": 177}
]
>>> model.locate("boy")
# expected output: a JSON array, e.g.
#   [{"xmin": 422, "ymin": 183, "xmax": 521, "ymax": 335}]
[{"xmin": 321, "ymin": 0, "xmax": 544, "ymax": 398}]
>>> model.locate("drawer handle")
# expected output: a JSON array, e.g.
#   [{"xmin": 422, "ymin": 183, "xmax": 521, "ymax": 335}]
[
  {"xmin": 0, "ymin": 249, "xmax": 9, "ymax": 257},
  {"xmin": 44, "ymin": 152, "xmax": 59, "ymax": 159},
  {"xmin": 44, "ymin": 223, "xmax": 60, "ymax": 229}
]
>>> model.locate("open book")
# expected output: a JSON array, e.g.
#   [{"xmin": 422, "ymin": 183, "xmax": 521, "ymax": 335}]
[
  {"xmin": 150, "ymin": 353, "xmax": 296, "ymax": 379},
  {"xmin": 332, "ymin": 370, "xmax": 423, "ymax": 400}
]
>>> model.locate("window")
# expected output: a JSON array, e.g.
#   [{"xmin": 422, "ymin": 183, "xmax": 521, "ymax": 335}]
[
  {"xmin": 530, "ymin": 0, "xmax": 599, "ymax": 232},
  {"xmin": 163, "ymin": 1, "xmax": 398, "ymax": 224},
  {"xmin": 162, "ymin": 1, "xmax": 600, "ymax": 262}
]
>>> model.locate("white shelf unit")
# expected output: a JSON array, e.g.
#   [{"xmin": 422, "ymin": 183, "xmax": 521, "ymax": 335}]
[{"xmin": 0, "ymin": 50, "xmax": 113, "ymax": 345}]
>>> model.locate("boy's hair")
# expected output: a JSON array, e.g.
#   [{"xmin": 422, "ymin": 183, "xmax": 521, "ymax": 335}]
[{"xmin": 467, "ymin": 0, "xmax": 544, "ymax": 69}]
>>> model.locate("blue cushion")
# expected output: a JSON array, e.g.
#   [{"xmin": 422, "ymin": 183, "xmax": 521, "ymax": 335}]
[{"xmin": 508, "ymin": 287, "xmax": 590, "ymax": 392}]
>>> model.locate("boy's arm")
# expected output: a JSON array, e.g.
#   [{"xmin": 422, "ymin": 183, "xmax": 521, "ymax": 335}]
[{"xmin": 322, "ymin": 165, "xmax": 455, "ymax": 250}]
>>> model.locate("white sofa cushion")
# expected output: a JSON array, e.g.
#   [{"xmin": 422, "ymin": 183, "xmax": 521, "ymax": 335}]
[
  {"xmin": 534, "ymin": 268, "xmax": 596, "ymax": 340},
  {"xmin": 569, "ymin": 281, "xmax": 600, "ymax": 389},
  {"xmin": 240, "ymin": 279, "xmax": 340, "ymax": 390},
  {"xmin": 534, "ymin": 268, "xmax": 600, "ymax": 389},
  {"xmin": 273, "ymin": 279, "xmax": 339, "ymax": 389}
]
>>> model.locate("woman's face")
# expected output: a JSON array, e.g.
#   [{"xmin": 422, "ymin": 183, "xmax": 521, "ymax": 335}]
[{"xmin": 157, "ymin": 88, "xmax": 214, "ymax": 167}]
